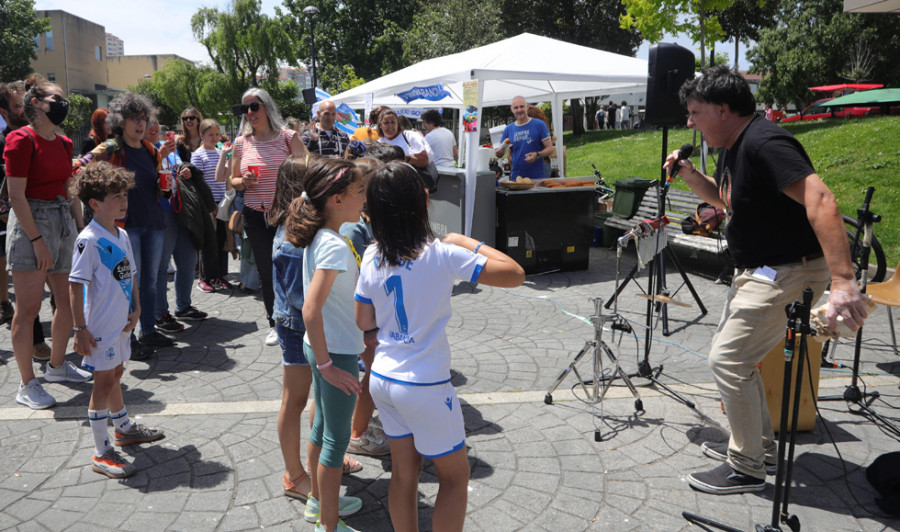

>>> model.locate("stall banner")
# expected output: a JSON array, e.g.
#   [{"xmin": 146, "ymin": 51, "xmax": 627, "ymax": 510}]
[
  {"xmin": 462, "ymin": 80, "xmax": 480, "ymax": 132},
  {"xmin": 395, "ymin": 107, "xmax": 441, "ymax": 120},
  {"xmin": 397, "ymin": 84, "xmax": 451, "ymax": 103},
  {"xmin": 310, "ymin": 89, "xmax": 359, "ymax": 135}
]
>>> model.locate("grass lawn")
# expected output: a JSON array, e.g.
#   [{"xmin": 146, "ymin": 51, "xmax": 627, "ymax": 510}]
[{"xmin": 563, "ymin": 115, "xmax": 899, "ymax": 265}]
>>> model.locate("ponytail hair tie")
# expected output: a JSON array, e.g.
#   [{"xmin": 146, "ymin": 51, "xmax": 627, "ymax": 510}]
[{"xmin": 300, "ymin": 191, "xmax": 310, "ymax": 203}]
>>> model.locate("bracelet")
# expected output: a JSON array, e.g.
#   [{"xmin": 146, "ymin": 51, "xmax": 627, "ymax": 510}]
[
  {"xmin": 316, "ymin": 359, "xmax": 333, "ymax": 370},
  {"xmin": 72, "ymin": 326, "xmax": 87, "ymax": 332},
  {"xmin": 474, "ymin": 242, "xmax": 485, "ymax": 254},
  {"xmin": 30, "ymin": 235, "xmax": 42, "ymax": 243}
]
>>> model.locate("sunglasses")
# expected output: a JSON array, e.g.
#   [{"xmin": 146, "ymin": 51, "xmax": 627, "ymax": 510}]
[
  {"xmin": 232, "ymin": 101, "xmax": 261, "ymax": 116},
  {"xmin": 181, "ymin": 115, "xmax": 198, "ymax": 122}
]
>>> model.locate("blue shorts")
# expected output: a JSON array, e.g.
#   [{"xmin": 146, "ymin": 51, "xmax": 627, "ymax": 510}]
[
  {"xmin": 369, "ymin": 374, "xmax": 466, "ymax": 458},
  {"xmin": 276, "ymin": 323, "xmax": 309, "ymax": 366}
]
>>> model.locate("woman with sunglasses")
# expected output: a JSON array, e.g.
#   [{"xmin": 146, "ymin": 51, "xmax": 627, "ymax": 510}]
[
  {"xmin": 230, "ymin": 88, "xmax": 307, "ymax": 346},
  {"xmin": 176, "ymin": 107, "xmax": 203, "ymax": 162},
  {"xmin": 3, "ymin": 74, "xmax": 91, "ymax": 410}
]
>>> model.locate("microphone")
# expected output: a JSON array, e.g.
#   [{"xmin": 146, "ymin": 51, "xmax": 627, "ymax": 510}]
[{"xmin": 667, "ymin": 143, "xmax": 694, "ymax": 183}]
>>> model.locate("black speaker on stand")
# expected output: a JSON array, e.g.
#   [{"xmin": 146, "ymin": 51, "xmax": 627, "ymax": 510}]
[{"xmin": 646, "ymin": 43, "xmax": 694, "ymax": 127}]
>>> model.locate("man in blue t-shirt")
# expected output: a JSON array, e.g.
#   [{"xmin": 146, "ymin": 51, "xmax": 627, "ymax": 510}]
[{"xmin": 495, "ymin": 96, "xmax": 553, "ymax": 180}]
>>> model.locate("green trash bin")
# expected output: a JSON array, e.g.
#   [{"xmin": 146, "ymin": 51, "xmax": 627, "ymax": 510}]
[{"xmin": 612, "ymin": 177, "xmax": 655, "ymax": 218}]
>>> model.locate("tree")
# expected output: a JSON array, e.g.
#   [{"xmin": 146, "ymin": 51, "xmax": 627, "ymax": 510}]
[
  {"xmin": 748, "ymin": 0, "xmax": 900, "ymax": 110},
  {"xmin": 403, "ymin": 0, "xmax": 503, "ymax": 64},
  {"xmin": 280, "ymin": 0, "xmax": 419, "ymax": 92},
  {"xmin": 715, "ymin": 0, "xmax": 776, "ymax": 72},
  {"xmin": 620, "ymin": 0, "xmax": 732, "ymax": 68},
  {"xmin": 59, "ymin": 94, "xmax": 92, "ymax": 138},
  {"xmin": 134, "ymin": 60, "xmax": 237, "ymax": 127},
  {"xmin": 0, "ymin": 0, "xmax": 50, "ymax": 82},
  {"xmin": 192, "ymin": 0, "xmax": 293, "ymax": 89}
]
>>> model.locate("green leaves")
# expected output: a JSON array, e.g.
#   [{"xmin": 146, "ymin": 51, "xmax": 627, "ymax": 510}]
[{"xmin": 0, "ymin": 0, "xmax": 51, "ymax": 82}]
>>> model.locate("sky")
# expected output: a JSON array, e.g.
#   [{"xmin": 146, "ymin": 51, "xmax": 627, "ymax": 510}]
[{"xmin": 35, "ymin": 0, "xmax": 750, "ymax": 73}]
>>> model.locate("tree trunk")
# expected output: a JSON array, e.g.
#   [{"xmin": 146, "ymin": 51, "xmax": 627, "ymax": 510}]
[
  {"xmin": 585, "ymin": 97, "xmax": 599, "ymax": 130},
  {"xmin": 571, "ymin": 98, "xmax": 584, "ymax": 136},
  {"xmin": 734, "ymin": 38, "xmax": 740, "ymax": 72}
]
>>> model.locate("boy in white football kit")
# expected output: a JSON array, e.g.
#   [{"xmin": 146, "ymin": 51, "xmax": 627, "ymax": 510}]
[{"xmin": 69, "ymin": 162, "xmax": 164, "ymax": 479}]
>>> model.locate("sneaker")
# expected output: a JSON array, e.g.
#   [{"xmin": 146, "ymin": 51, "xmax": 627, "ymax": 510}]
[
  {"xmin": 314, "ymin": 519, "xmax": 359, "ymax": 532},
  {"xmin": 265, "ymin": 328, "xmax": 279, "ymax": 346},
  {"xmin": 687, "ymin": 462, "xmax": 766, "ymax": 495},
  {"xmin": 130, "ymin": 339, "xmax": 154, "ymax": 361},
  {"xmin": 114, "ymin": 423, "xmax": 165, "ymax": 446},
  {"xmin": 197, "ymin": 280, "xmax": 215, "ymax": 293},
  {"xmin": 347, "ymin": 430, "xmax": 390, "ymax": 456},
  {"xmin": 156, "ymin": 313, "xmax": 185, "ymax": 333},
  {"xmin": 304, "ymin": 494, "xmax": 362, "ymax": 523},
  {"xmin": 139, "ymin": 331, "xmax": 175, "ymax": 348},
  {"xmin": 44, "ymin": 360, "xmax": 93, "ymax": 383},
  {"xmin": 16, "ymin": 379, "xmax": 56, "ymax": 409},
  {"xmin": 701, "ymin": 441, "xmax": 777, "ymax": 476},
  {"xmin": 91, "ymin": 447, "xmax": 136, "ymax": 479},
  {"xmin": 0, "ymin": 300, "xmax": 13, "ymax": 324},
  {"xmin": 174, "ymin": 306, "xmax": 208, "ymax": 321},
  {"xmin": 214, "ymin": 277, "xmax": 234, "ymax": 289},
  {"xmin": 167, "ymin": 260, "xmax": 175, "ymax": 275},
  {"xmin": 32, "ymin": 341, "xmax": 52, "ymax": 362},
  {"xmin": 238, "ymin": 283, "xmax": 255, "ymax": 294}
]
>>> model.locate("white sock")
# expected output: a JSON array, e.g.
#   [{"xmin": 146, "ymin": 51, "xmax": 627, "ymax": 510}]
[
  {"xmin": 88, "ymin": 409, "xmax": 111, "ymax": 456},
  {"xmin": 109, "ymin": 407, "xmax": 133, "ymax": 434}
]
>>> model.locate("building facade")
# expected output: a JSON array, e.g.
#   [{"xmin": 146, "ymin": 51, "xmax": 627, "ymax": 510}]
[
  {"xmin": 106, "ymin": 55, "xmax": 192, "ymax": 91},
  {"xmin": 106, "ymin": 33, "xmax": 124, "ymax": 57},
  {"xmin": 31, "ymin": 10, "xmax": 108, "ymax": 100}
]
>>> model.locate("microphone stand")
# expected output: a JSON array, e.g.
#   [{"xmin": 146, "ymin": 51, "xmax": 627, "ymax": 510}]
[{"xmin": 684, "ymin": 288, "xmax": 816, "ymax": 532}]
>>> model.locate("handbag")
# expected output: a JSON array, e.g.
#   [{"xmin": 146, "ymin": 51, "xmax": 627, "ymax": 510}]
[
  {"xmin": 217, "ymin": 188, "xmax": 235, "ymax": 222},
  {"xmin": 228, "ymin": 209, "xmax": 243, "ymax": 234}
]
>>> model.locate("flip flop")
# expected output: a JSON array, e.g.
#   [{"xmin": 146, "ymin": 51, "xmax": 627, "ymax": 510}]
[
  {"xmin": 282, "ymin": 470, "xmax": 311, "ymax": 501},
  {"xmin": 343, "ymin": 455, "xmax": 363, "ymax": 475}
]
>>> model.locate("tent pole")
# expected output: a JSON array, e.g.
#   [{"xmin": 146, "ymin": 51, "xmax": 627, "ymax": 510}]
[{"xmin": 552, "ymin": 95, "xmax": 565, "ymax": 178}]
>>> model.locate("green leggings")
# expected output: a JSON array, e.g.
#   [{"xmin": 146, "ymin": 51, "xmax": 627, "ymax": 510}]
[{"xmin": 305, "ymin": 344, "xmax": 359, "ymax": 469}]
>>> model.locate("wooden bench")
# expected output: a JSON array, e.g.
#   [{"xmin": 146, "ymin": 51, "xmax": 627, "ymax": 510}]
[{"xmin": 604, "ymin": 185, "xmax": 730, "ymax": 256}]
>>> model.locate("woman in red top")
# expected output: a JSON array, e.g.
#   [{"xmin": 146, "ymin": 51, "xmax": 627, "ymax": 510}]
[
  {"xmin": 230, "ymin": 88, "xmax": 306, "ymax": 346},
  {"xmin": 2, "ymin": 75, "xmax": 90, "ymax": 410}
]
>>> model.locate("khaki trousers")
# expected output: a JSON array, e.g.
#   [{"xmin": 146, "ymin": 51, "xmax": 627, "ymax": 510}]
[{"xmin": 710, "ymin": 257, "xmax": 829, "ymax": 478}]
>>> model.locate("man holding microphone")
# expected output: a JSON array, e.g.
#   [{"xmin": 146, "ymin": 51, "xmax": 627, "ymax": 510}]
[{"xmin": 666, "ymin": 66, "xmax": 868, "ymax": 495}]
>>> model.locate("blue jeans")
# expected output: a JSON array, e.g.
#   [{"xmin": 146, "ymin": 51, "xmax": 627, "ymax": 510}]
[
  {"xmin": 127, "ymin": 225, "xmax": 165, "ymax": 336},
  {"xmin": 156, "ymin": 210, "xmax": 198, "ymax": 317}
]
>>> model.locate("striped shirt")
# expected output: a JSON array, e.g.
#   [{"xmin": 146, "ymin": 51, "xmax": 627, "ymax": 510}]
[
  {"xmin": 191, "ymin": 146, "xmax": 224, "ymax": 201},
  {"xmin": 234, "ymin": 129, "xmax": 296, "ymax": 211}
]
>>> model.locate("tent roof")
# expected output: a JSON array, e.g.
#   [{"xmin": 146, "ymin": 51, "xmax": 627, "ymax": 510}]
[
  {"xmin": 809, "ymin": 83, "xmax": 883, "ymax": 92},
  {"xmin": 328, "ymin": 33, "xmax": 648, "ymax": 109},
  {"xmin": 826, "ymin": 88, "xmax": 900, "ymax": 106}
]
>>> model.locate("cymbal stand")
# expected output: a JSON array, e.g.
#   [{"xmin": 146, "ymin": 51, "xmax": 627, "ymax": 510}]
[
  {"xmin": 544, "ymin": 298, "xmax": 643, "ymax": 438},
  {"xmin": 818, "ymin": 187, "xmax": 900, "ymax": 437}
]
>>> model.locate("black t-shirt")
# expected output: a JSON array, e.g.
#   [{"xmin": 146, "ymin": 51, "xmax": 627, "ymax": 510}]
[
  {"xmin": 715, "ymin": 115, "xmax": 821, "ymax": 268},
  {"xmin": 123, "ymin": 143, "xmax": 164, "ymax": 230}
]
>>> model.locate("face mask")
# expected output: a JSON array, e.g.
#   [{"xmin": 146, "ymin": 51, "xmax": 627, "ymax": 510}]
[{"xmin": 45, "ymin": 99, "xmax": 69, "ymax": 126}]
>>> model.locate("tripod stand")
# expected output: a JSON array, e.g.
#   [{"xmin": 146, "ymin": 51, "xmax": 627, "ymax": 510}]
[
  {"xmin": 819, "ymin": 187, "xmax": 900, "ymax": 437},
  {"xmin": 605, "ymin": 126, "xmax": 708, "ymax": 337},
  {"xmin": 544, "ymin": 297, "xmax": 643, "ymax": 439},
  {"xmin": 684, "ymin": 288, "xmax": 816, "ymax": 532}
]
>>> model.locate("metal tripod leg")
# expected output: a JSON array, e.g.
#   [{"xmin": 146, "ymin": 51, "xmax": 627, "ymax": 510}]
[
  {"xmin": 598, "ymin": 342, "xmax": 643, "ymax": 412},
  {"xmin": 545, "ymin": 341, "xmax": 594, "ymax": 404}
]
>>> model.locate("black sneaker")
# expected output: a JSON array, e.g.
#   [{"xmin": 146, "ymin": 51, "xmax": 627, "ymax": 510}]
[
  {"xmin": 701, "ymin": 441, "xmax": 777, "ymax": 476},
  {"xmin": 687, "ymin": 463, "xmax": 766, "ymax": 495},
  {"xmin": 156, "ymin": 313, "xmax": 185, "ymax": 333},
  {"xmin": 139, "ymin": 331, "xmax": 175, "ymax": 348},
  {"xmin": 174, "ymin": 306, "xmax": 208, "ymax": 321},
  {"xmin": 130, "ymin": 340, "xmax": 154, "ymax": 361},
  {"xmin": 0, "ymin": 300, "xmax": 13, "ymax": 324}
]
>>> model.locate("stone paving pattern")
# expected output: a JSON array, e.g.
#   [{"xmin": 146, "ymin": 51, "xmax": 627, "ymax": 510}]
[{"xmin": 1, "ymin": 248, "xmax": 898, "ymax": 531}]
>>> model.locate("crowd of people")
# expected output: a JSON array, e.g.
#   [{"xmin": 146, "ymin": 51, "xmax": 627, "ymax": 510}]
[{"xmin": 1, "ymin": 73, "xmax": 525, "ymax": 532}]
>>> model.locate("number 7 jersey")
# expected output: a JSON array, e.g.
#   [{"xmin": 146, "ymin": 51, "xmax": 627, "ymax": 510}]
[{"xmin": 355, "ymin": 239, "xmax": 487, "ymax": 385}]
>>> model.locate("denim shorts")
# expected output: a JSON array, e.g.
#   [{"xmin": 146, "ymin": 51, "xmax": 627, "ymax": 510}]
[
  {"xmin": 276, "ymin": 323, "xmax": 309, "ymax": 366},
  {"xmin": 5, "ymin": 197, "xmax": 76, "ymax": 273}
]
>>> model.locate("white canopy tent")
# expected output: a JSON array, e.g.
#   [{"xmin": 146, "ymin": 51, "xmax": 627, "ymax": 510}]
[{"xmin": 328, "ymin": 33, "xmax": 649, "ymax": 235}]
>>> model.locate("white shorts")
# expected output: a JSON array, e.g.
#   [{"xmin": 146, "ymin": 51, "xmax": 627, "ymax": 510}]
[
  {"xmin": 81, "ymin": 332, "xmax": 131, "ymax": 372},
  {"xmin": 369, "ymin": 374, "xmax": 465, "ymax": 458}
]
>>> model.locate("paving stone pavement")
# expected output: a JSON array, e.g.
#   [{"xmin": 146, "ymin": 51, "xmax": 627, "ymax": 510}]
[{"xmin": 1, "ymin": 248, "xmax": 898, "ymax": 531}]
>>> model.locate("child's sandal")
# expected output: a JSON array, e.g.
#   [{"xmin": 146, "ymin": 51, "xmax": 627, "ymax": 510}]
[
  {"xmin": 342, "ymin": 455, "xmax": 363, "ymax": 475},
  {"xmin": 282, "ymin": 470, "xmax": 311, "ymax": 501}
]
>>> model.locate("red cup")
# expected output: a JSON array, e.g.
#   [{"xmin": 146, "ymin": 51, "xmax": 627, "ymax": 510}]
[
  {"xmin": 248, "ymin": 165, "xmax": 260, "ymax": 177},
  {"xmin": 159, "ymin": 171, "xmax": 171, "ymax": 191},
  {"xmin": 165, "ymin": 131, "xmax": 175, "ymax": 142}
]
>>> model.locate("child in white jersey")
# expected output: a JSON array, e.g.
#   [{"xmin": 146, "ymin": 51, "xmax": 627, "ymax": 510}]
[
  {"xmin": 354, "ymin": 162, "xmax": 524, "ymax": 532},
  {"xmin": 69, "ymin": 162, "xmax": 165, "ymax": 479},
  {"xmin": 286, "ymin": 157, "xmax": 366, "ymax": 532}
]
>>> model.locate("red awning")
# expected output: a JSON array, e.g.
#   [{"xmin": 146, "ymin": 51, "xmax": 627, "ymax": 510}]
[{"xmin": 810, "ymin": 83, "xmax": 883, "ymax": 92}]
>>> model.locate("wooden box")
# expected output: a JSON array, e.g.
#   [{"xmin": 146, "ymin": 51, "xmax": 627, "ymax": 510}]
[{"xmin": 760, "ymin": 336, "xmax": 823, "ymax": 432}]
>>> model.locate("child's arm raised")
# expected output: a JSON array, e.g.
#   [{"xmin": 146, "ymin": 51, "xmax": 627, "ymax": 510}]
[
  {"xmin": 69, "ymin": 281, "xmax": 96, "ymax": 356},
  {"xmin": 442, "ymin": 233, "xmax": 525, "ymax": 288},
  {"xmin": 302, "ymin": 268, "xmax": 363, "ymax": 396}
]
